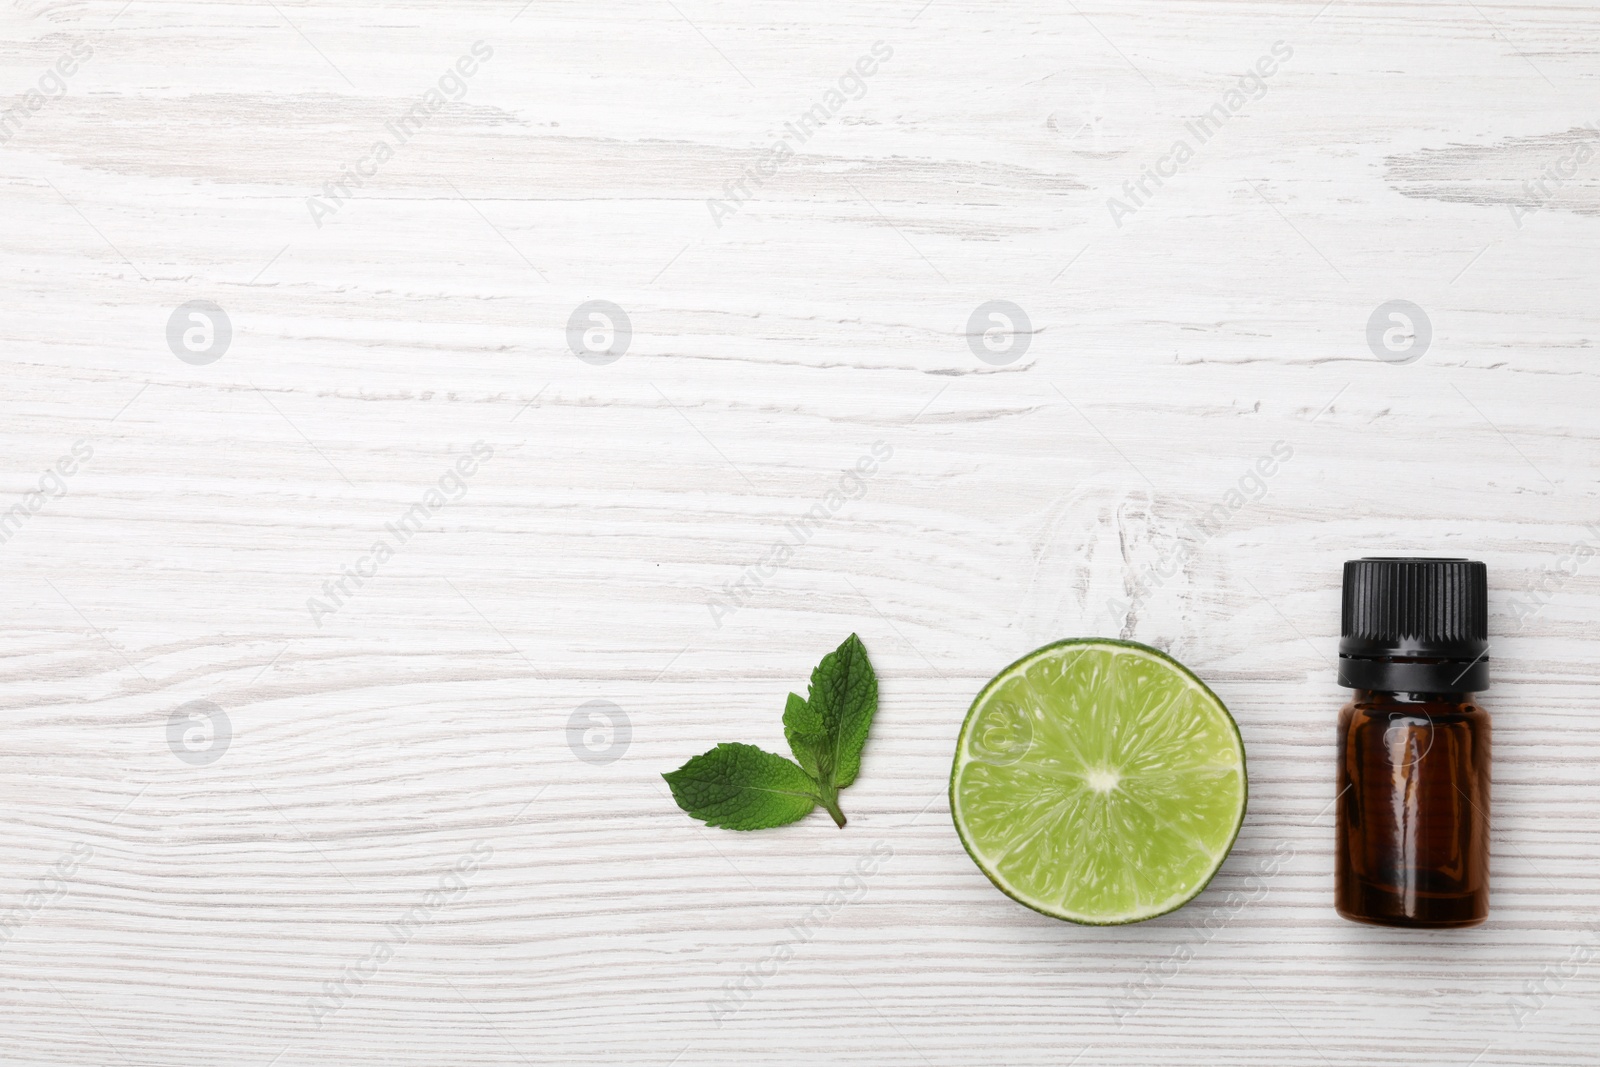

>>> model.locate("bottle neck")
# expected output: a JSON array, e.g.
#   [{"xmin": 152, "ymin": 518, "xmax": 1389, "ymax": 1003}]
[{"xmin": 1355, "ymin": 688, "xmax": 1478, "ymax": 707}]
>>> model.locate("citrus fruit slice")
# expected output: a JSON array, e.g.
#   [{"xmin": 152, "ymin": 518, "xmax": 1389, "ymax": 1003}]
[{"xmin": 950, "ymin": 638, "xmax": 1247, "ymax": 925}]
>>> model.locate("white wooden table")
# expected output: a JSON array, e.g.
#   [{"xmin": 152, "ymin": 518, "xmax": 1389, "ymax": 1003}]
[{"xmin": 2, "ymin": 1, "xmax": 1597, "ymax": 1063}]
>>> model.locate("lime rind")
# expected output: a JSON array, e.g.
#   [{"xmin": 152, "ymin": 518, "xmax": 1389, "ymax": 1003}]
[{"xmin": 950, "ymin": 638, "xmax": 1247, "ymax": 925}]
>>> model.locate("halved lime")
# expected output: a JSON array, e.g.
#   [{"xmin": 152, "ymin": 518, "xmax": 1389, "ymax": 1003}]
[{"xmin": 950, "ymin": 638, "xmax": 1247, "ymax": 925}]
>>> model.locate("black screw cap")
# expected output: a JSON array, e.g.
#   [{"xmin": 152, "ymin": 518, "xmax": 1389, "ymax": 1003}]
[{"xmin": 1338, "ymin": 558, "xmax": 1489, "ymax": 693}]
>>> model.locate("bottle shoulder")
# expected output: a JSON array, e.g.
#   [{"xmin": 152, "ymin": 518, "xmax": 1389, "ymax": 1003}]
[{"xmin": 1339, "ymin": 691, "xmax": 1488, "ymax": 726}]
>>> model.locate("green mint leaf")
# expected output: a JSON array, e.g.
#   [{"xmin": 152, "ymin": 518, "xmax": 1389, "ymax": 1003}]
[
  {"xmin": 805, "ymin": 632, "xmax": 878, "ymax": 791},
  {"xmin": 782, "ymin": 691, "xmax": 827, "ymax": 779},
  {"xmin": 664, "ymin": 635, "xmax": 877, "ymax": 832},
  {"xmin": 662, "ymin": 743, "xmax": 818, "ymax": 831}
]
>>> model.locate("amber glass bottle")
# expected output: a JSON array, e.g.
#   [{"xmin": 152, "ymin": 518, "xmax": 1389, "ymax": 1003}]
[{"xmin": 1335, "ymin": 558, "xmax": 1491, "ymax": 928}]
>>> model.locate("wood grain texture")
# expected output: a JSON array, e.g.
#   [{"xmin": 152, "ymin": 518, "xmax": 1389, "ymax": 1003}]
[{"xmin": 2, "ymin": 0, "xmax": 1598, "ymax": 1064}]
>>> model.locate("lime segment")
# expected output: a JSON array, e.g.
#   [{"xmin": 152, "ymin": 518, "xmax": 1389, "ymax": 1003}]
[{"xmin": 950, "ymin": 639, "xmax": 1247, "ymax": 925}]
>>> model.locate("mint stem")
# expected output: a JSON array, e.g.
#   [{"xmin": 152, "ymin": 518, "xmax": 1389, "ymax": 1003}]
[{"xmin": 818, "ymin": 784, "xmax": 846, "ymax": 828}]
